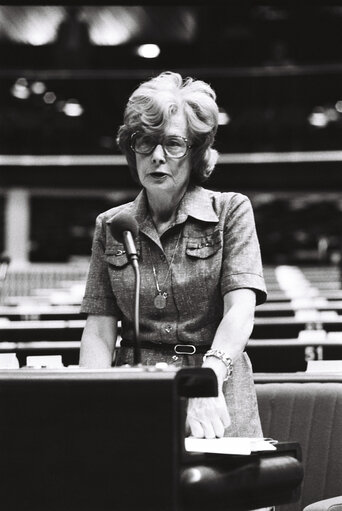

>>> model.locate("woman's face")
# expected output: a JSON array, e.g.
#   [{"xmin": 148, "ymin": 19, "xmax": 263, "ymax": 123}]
[{"xmin": 135, "ymin": 111, "xmax": 192, "ymax": 201}]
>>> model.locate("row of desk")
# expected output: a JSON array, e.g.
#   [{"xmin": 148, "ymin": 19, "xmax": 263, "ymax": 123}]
[{"xmin": 0, "ymin": 264, "xmax": 341, "ymax": 370}]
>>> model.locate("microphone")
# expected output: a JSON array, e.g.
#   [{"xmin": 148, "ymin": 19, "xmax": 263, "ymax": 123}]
[
  {"xmin": 107, "ymin": 212, "xmax": 141, "ymax": 366},
  {"xmin": 108, "ymin": 212, "xmax": 139, "ymax": 261}
]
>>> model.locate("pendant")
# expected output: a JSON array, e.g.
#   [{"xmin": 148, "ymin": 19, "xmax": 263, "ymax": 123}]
[{"xmin": 154, "ymin": 292, "xmax": 167, "ymax": 309}]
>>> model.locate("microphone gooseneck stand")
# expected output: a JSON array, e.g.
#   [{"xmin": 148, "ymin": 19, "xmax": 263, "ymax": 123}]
[
  {"xmin": 108, "ymin": 213, "xmax": 142, "ymax": 366},
  {"xmin": 131, "ymin": 253, "xmax": 141, "ymax": 366},
  {"xmin": 121, "ymin": 228, "xmax": 141, "ymax": 366}
]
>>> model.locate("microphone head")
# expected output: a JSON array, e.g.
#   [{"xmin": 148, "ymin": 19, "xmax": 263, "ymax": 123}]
[{"xmin": 107, "ymin": 211, "xmax": 139, "ymax": 242}]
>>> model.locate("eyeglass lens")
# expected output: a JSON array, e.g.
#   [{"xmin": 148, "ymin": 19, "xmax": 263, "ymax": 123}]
[{"xmin": 133, "ymin": 134, "xmax": 188, "ymax": 157}]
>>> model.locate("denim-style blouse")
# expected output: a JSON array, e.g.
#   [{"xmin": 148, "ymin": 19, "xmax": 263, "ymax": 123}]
[{"xmin": 81, "ymin": 185, "xmax": 267, "ymax": 346}]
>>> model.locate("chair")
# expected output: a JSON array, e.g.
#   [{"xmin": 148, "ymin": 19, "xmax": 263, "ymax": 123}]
[{"xmin": 255, "ymin": 374, "xmax": 342, "ymax": 511}]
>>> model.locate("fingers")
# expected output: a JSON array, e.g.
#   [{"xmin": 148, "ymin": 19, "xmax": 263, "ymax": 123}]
[
  {"xmin": 185, "ymin": 417, "xmax": 191, "ymax": 437},
  {"xmin": 218, "ymin": 402, "xmax": 231, "ymax": 429},
  {"xmin": 187, "ymin": 416, "xmax": 214, "ymax": 438},
  {"xmin": 186, "ymin": 395, "xmax": 231, "ymax": 438},
  {"xmin": 187, "ymin": 411, "xmax": 224, "ymax": 438},
  {"xmin": 212, "ymin": 414, "xmax": 226, "ymax": 437}
]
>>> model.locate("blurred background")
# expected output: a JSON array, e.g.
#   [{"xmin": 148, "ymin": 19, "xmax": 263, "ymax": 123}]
[
  {"xmin": 1, "ymin": 4, "xmax": 342, "ymax": 371},
  {"xmin": 0, "ymin": 9, "xmax": 341, "ymax": 507},
  {"xmin": 1, "ymin": 4, "xmax": 342, "ymax": 270}
]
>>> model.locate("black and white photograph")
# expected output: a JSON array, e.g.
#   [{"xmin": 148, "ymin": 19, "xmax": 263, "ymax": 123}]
[{"xmin": 0, "ymin": 4, "xmax": 341, "ymax": 511}]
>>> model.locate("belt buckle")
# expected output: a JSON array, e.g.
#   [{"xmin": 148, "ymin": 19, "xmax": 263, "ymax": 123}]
[{"xmin": 174, "ymin": 344, "xmax": 196, "ymax": 355}]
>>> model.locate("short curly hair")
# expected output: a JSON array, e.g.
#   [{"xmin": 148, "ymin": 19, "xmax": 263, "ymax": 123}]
[{"xmin": 116, "ymin": 71, "xmax": 219, "ymax": 185}]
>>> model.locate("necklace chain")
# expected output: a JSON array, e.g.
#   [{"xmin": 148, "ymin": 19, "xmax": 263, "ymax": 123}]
[{"xmin": 149, "ymin": 229, "xmax": 182, "ymax": 296}]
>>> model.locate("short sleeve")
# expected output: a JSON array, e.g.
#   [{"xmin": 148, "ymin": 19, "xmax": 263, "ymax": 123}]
[
  {"xmin": 80, "ymin": 214, "xmax": 122, "ymax": 317},
  {"xmin": 220, "ymin": 195, "xmax": 267, "ymax": 305}
]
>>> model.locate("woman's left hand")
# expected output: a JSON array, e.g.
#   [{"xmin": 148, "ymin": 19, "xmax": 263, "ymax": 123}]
[{"xmin": 186, "ymin": 391, "xmax": 231, "ymax": 438}]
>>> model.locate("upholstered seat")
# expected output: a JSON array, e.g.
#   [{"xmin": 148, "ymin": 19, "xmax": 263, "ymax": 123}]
[
  {"xmin": 255, "ymin": 376, "xmax": 342, "ymax": 511},
  {"xmin": 303, "ymin": 496, "xmax": 342, "ymax": 511}
]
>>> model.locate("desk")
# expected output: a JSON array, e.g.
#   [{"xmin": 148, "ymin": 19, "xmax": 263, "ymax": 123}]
[
  {"xmin": 247, "ymin": 339, "xmax": 342, "ymax": 372},
  {"xmin": 0, "ymin": 319, "xmax": 85, "ymax": 341},
  {"xmin": 252, "ymin": 316, "xmax": 342, "ymax": 338},
  {"xmin": 257, "ymin": 300, "xmax": 342, "ymax": 317},
  {"xmin": 0, "ymin": 368, "xmax": 303, "ymax": 511},
  {"xmin": 3, "ymin": 316, "xmax": 342, "ymax": 342},
  {"xmin": 0, "ymin": 305, "xmax": 85, "ymax": 321}
]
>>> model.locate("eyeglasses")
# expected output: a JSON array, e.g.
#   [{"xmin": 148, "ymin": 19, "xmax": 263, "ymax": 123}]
[{"xmin": 130, "ymin": 132, "xmax": 191, "ymax": 159}]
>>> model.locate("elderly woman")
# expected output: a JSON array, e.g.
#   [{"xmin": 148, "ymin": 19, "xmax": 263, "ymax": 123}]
[{"xmin": 79, "ymin": 71, "xmax": 267, "ymax": 439}]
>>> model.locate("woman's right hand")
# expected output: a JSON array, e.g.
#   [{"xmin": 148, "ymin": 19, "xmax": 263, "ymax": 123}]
[{"xmin": 186, "ymin": 390, "xmax": 231, "ymax": 438}]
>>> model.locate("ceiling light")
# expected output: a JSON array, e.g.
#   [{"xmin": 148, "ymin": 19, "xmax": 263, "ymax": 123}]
[
  {"xmin": 308, "ymin": 106, "xmax": 339, "ymax": 128},
  {"xmin": 11, "ymin": 78, "xmax": 30, "ymax": 100},
  {"xmin": 31, "ymin": 81, "xmax": 46, "ymax": 95},
  {"xmin": 43, "ymin": 91, "xmax": 57, "ymax": 104},
  {"xmin": 26, "ymin": 31, "xmax": 52, "ymax": 46},
  {"xmin": 0, "ymin": 6, "xmax": 64, "ymax": 45},
  {"xmin": 86, "ymin": 6, "xmax": 140, "ymax": 45},
  {"xmin": 308, "ymin": 108, "xmax": 329, "ymax": 128},
  {"xmin": 335, "ymin": 100, "xmax": 342, "ymax": 113},
  {"xmin": 62, "ymin": 99, "xmax": 84, "ymax": 117},
  {"xmin": 136, "ymin": 44, "xmax": 160, "ymax": 59}
]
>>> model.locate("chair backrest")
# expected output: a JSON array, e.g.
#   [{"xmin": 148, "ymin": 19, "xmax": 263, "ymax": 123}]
[{"xmin": 256, "ymin": 377, "xmax": 342, "ymax": 511}]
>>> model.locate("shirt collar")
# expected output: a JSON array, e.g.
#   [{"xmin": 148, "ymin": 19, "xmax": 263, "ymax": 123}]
[
  {"xmin": 130, "ymin": 185, "xmax": 219, "ymax": 222},
  {"xmin": 126, "ymin": 189, "xmax": 159, "ymax": 245},
  {"xmin": 124, "ymin": 185, "xmax": 219, "ymax": 246},
  {"xmin": 176, "ymin": 185, "xmax": 219, "ymax": 224}
]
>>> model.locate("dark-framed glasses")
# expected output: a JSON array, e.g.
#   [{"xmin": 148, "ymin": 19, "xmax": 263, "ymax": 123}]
[{"xmin": 130, "ymin": 132, "xmax": 191, "ymax": 159}]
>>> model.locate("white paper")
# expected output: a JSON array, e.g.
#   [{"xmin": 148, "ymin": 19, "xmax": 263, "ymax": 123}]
[
  {"xmin": 0, "ymin": 353, "xmax": 19, "ymax": 369},
  {"xmin": 185, "ymin": 437, "xmax": 277, "ymax": 455},
  {"xmin": 306, "ymin": 360, "xmax": 342, "ymax": 373},
  {"xmin": 26, "ymin": 355, "xmax": 64, "ymax": 369}
]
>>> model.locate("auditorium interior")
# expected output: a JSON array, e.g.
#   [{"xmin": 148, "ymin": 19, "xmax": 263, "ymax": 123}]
[{"xmin": 1, "ymin": 4, "xmax": 342, "ymax": 511}]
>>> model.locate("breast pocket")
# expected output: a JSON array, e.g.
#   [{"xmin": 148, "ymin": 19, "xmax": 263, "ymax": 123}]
[
  {"xmin": 104, "ymin": 243, "xmax": 140, "ymax": 312},
  {"xmin": 186, "ymin": 229, "xmax": 222, "ymax": 259},
  {"xmin": 185, "ymin": 229, "xmax": 222, "ymax": 297},
  {"xmin": 105, "ymin": 245, "xmax": 130, "ymax": 268},
  {"xmin": 105, "ymin": 242, "xmax": 141, "ymax": 268}
]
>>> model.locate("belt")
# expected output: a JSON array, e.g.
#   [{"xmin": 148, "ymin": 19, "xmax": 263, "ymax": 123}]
[{"xmin": 120, "ymin": 340, "xmax": 210, "ymax": 355}]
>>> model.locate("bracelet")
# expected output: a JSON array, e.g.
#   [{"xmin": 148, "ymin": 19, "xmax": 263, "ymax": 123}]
[{"xmin": 203, "ymin": 349, "xmax": 233, "ymax": 382}]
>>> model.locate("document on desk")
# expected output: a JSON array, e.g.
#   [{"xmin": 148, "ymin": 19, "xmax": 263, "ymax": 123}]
[{"xmin": 185, "ymin": 437, "xmax": 277, "ymax": 455}]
